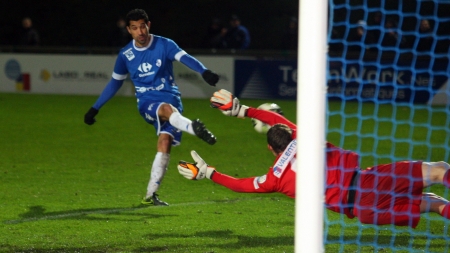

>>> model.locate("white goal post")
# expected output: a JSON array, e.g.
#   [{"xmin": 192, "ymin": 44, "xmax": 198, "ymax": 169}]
[{"xmin": 295, "ymin": 0, "xmax": 328, "ymax": 252}]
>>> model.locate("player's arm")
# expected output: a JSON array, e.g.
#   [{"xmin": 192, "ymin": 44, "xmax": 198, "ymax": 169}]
[
  {"xmin": 165, "ymin": 38, "xmax": 219, "ymax": 86},
  {"xmin": 177, "ymin": 150, "xmax": 276, "ymax": 194},
  {"xmin": 211, "ymin": 171, "xmax": 277, "ymax": 194},
  {"xmin": 177, "ymin": 53, "xmax": 219, "ymax": 86},
  {"xmin": 210, "ymin": 89, "xmax": 296, "ymax": 128},
  {"xmin": 84, "ymin": 56, "xmax": 127, "ymax": 125},
  {"xmin": 93, "ymin": 77, "xmax": 125, "ymax": 109},
  {"xmin": 247, "ymin": 108, "xmax": 296, "ymax": 129},
  {"xmin": 84, "ymin": 78, "xmax": 124, "ymax": 125},
  {"xmin": 166, "ymin": 38, "xmax": 219, "ymax": 86}
]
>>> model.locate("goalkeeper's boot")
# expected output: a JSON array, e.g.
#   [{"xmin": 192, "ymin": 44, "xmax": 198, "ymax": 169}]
[
  {"xmin": 192, "ymin": 119, "xmax": 216, "ymax": 145},
  {"xmin": 141, "ymin": 193, "xmax": 169, "ymax": 206}
]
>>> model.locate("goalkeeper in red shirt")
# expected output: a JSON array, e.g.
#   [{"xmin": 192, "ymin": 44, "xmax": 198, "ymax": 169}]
[{"xmin": 178, "ymin": 89, "xmax": 450, "ymax": 228}]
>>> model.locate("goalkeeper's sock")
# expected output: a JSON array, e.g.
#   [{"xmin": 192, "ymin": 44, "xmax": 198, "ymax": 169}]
[
  {"xmin": 169, "ymin": 112, "xmax": 195, "ymax": 135},
  {"xmin": 443, "ymin": 169, "xmax": 450, "ymax": 188},
  {"xmin": 146, "ymin": 152, "xmax": 170, "ymax": 198},
  {"xmin": 441, "ymin": 203, "xmax": 450, "ymax": 219}
]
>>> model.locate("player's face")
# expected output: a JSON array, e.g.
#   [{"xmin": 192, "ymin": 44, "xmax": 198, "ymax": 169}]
[{"xmin": 127, "ymin": 20, "xmax": 151, "ymax": 47}]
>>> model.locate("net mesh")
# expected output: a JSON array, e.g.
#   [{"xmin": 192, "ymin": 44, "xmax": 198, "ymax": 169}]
[{"xmin": 325, "ymin": 0, "xmax": 450, "ymax": 251}]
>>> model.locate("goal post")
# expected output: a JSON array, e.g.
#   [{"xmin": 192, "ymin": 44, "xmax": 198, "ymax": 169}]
[
  {"xmin": 299, "ymin": 0, "xmax": 450, "ymax": 252},
  {"xmin": 295, "ymin": 0, "xmax": 328, "ymax": 252}
]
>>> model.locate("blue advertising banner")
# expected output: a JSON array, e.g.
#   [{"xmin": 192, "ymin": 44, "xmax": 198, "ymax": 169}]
[
  {"xmin": 328, "ymin": 57, "xmax": 449, "ymax": 104},
  {"xmin": 234, "ymin": 59, "xmax": 297, "ymax": 99},
  {"xmin": 234, "ymin": 58, "xmax": 449, "ymax": 104}
]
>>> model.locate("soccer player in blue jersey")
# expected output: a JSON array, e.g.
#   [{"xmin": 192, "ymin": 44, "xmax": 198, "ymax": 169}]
[{"xmin": 84, "ymin": 9, "xmax": 219, "ymax": 206}]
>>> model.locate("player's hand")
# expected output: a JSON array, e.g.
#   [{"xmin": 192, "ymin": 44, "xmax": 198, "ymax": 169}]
[
  {"xmin": 202, "ymin": 69, "xmax": 219, "ymax": 86},
  {"xmin": 84, "ymin": 107, "xmax": 99, "ymax": 125},
  {"xmin": 177, "ymin": 150, "xmax": 216, "ymax": 180},
  {"xmin": 210, "ymin": 89, "xmax": 248, "ymax": 118}
]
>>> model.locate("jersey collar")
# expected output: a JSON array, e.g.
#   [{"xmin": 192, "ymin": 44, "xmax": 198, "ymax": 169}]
[{"xmin": 133, "ymin": 34, "xmax": 153, "ymax": 51}]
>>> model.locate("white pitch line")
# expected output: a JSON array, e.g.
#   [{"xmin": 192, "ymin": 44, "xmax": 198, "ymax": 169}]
[{"xmin": 3, "ymin": 198, "xmax": 264, "ymax": 224}]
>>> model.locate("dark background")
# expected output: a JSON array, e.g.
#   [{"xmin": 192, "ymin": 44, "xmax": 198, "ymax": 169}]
[
  {"xmin": 0, "ymin": 0, "xmax": 298, "ymax": 50},
  {"xmin": 0, "ymin": 0, "xmax": 448, "ymax": 50}
]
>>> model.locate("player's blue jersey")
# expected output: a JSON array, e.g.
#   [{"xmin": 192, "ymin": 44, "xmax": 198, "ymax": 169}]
[
  {"xmin": 92, "ymin": 34, "xmax": 208, "ymax": 111},
  {"xmin": 113, "ymin": 35, "xmax": 186, "ymax": 101},
  {"xmin": 91, "ymin": 34, "xmax": 211, "ymax": 145}
]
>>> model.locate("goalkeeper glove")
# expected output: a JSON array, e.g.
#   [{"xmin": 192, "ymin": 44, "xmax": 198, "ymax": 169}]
[
  {"xmin": 84, "ymin": 107, "xmax": 99, "ymax": 125},
  {"xmin": 202, "ymin": 69, "xmax": 219, "ymax": 87},
  {"xmin": 177, "ymin": 150, "xmax": 216, "ymax": 180},
  {"xmin": 210, "ymin": 89, "xmax": 248, "ymax": 118}
]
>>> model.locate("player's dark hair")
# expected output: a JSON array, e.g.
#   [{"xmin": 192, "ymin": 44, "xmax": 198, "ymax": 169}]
[
  {"xmin": 267, "ymin": 124, "xmax": 293, "ymax": 154},
  {"xmin": 126, "ymin": 9, "xmax": 149, "ymax": 26}
]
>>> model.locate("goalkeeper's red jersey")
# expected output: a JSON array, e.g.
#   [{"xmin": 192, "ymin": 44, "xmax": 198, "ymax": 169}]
[
  {"xmin": 211, "ymin": 107, "xmax": 360, "ymax": 218},
  {"xmin": 211, "ymin": 108, "xmax": 297, "ymax": 198}
]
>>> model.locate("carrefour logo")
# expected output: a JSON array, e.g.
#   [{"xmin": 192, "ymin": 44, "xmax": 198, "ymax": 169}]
[
  {"xmin": 138, "ymin": 62, "xmax": 155, "ymax": 77},
  {"xmin": 138, "ymin": 63, "xmax": 152, "ymax": 72}
]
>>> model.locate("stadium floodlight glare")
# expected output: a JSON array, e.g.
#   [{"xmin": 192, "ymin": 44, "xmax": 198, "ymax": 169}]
[{"xmin": 295, "ymin": 0, "xmax": 327, "ymax": 252}]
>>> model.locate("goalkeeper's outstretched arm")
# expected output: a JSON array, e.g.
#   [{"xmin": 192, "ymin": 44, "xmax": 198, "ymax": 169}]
[
  {"xmin": 210, "ymin": 89, "xmax": 296, "ymax": 129},
  {"xmin": 209, "ymin": 171, "xmax": 277, "ymax": 194},
  {"xmin": 177, "ymin": 150, "xmax": 278, "ymax": 194}
]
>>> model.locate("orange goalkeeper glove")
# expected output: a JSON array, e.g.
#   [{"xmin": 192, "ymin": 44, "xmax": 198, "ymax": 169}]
[
  {"xmin": 210, "ymin": 89, "xmax": 248, "ymax": 118},
  {"xmin": 178, "ymin": 151, "xmax": 216, "ymax": 180}
]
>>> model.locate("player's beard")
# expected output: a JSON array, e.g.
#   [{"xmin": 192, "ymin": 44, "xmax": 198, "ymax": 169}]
[{"xmin": 135, "ymin": 34, "xmax": 149, "ymax": 47}]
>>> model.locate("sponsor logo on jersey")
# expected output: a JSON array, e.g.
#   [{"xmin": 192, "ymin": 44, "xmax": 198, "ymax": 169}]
[
  {"xmin": 123, "ymin": 48, "xmax": 135, "ymax": 61},
  {"xmin": 138, "ymin": 63, "xmax": 155, "ymax": 77},
  {"xmin": 273, "ymin": 166, "xmax": 282, "ymax": 175},
  {"xmin": 273, "ymin": 139, "xmax": 296, "ymax": 178},
  {"xmin": 257, "ymin": 175, "xmax": 267, "ymax": 184},
  {"xmin": 253, "ymin": 174, "xmax": 267, "ymax": 189},
  {"xmin": 135, "ymin": 84, "xmax": 165, "ymax": 93}
]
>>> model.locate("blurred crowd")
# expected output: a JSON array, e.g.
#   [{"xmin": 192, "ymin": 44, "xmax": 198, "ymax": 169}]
[
  {"xmin": 17, "ymin": 17, "xmax": 40, "ymax": 46},
  {"xmin": 3, "ymin": 11, "xmax": 449, "ymax": 55},
  {"xmin": 2, "ymin": 14, "xmax": 298, "ymax": 51},
  {"xmin": 329, "ymin": 12, "xmax": 450, "ymax": 58}
]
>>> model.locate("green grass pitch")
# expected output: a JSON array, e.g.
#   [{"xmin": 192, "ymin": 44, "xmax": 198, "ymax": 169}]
[{"xmin": 0, "ymin": 93, "xmax": 449, "ymax": 252}]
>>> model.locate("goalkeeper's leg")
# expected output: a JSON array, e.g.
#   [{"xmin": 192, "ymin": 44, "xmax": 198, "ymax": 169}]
[
  {"xmin": 420, "ymin": 162, "xmax": 450, "ymax": 219},
  {"xmin": 422, "ymin": 161, "xmax": 450, "ymax": 188}
]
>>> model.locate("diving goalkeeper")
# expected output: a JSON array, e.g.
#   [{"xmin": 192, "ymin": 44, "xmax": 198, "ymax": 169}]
[{"xmin": 178, "ymin": 89, "xmax": 450, "ymax": 228}]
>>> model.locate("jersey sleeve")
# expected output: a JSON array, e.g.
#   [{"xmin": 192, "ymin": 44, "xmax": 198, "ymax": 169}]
[
  {"xmin": 92, "ymin": 78, "xmax": 124, "ymax": 110},
  {"xmin": 246, "ymin": 108, "xmax": 296, "ymax": 130},
  {"xmin": 164, "ymin": 37, "xmax": 207, "ymax": 74},
  {"xmin": 211, "ymin": 170, "xmax": 278, "ymax": 194},
  {"xmin": 179, "ymin": 54, "xmax": 207, "ymax": 73},
  {"xmin": 164, "ymin": 38, "xmax": 184, "ymax": 61},
  {"xmin": 92, "ymin": 55, "xmax": 126, "ymax": 110},
  {"xmin": 112, "ymin": 54, "xmax": 129, "ymax": 77}
]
